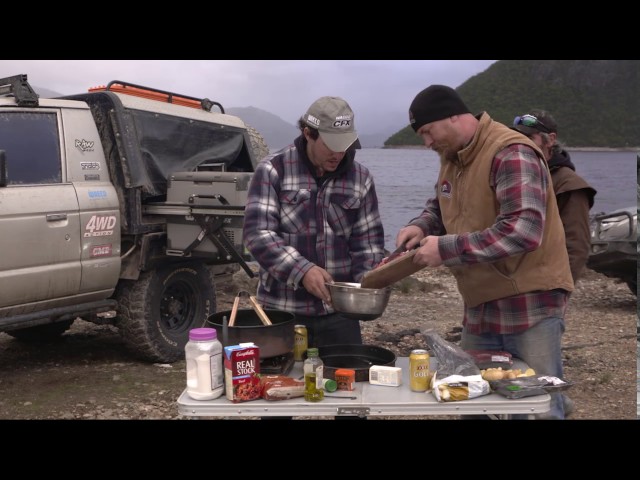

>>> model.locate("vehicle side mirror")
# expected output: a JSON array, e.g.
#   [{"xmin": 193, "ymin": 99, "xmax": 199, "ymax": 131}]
[{"xmin": 0, "ymin": 150, "xmax": 6, "ymax": 187}]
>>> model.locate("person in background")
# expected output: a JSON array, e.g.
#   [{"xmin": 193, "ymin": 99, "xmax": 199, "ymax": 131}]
[
  {"xmin": 512, "ymin": 110, "xmax": 597, "ymax": 283},
  {"xmin": 512, "ymin": 110, "xmax": 597, "ymax": 419},
  {"xmin": 243, "ymin": 96, "xmax": 385, "ymax": 347},
  {"xmin": 396, "ymin": 85, "xmax": 574, "ymax": 419}
]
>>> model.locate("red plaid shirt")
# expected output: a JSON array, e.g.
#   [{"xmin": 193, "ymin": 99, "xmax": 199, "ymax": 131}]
[{"xmin": 409, "ymin": 143, "xmax": 568, "ymax": 334}]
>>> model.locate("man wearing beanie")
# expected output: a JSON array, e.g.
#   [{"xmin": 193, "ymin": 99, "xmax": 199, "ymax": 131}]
[
  {"xmin": 243, "ymin": 96, "xmax": 385, "ymax": 348},
  {"xmin": 397, "ymin": 85, "xmax": 574, "ymax": 419}
]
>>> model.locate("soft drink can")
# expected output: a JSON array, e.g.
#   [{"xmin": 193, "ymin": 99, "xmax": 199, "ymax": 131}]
[
  {"xmin": 409, "ymin": 349, "xmax": 431, "ymax": 392},
  {"xmin": 293, "ymin": 324, "xmax": 308, "ymax": 361}
]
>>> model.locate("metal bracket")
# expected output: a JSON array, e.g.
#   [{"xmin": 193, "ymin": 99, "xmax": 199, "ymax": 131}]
[
  {"xmin": 193, "ymin": 214, "xmax": 254, "ymax": 278},
  {"xmin": 0, "ymin": 74, "xmax": 39, "ymax": 107},
  {"xmin": 336, "ymin": 407, "xmax": 370, "ymax": 418}
]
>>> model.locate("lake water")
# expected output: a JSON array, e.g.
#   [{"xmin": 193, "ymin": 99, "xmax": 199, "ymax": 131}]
[{"xmin": 356, "ymin": 148, "xmax": 638, "ymax": 252}]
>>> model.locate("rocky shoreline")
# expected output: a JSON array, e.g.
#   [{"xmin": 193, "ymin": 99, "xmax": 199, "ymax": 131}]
[{"xmin": 0, "ymin": 265, "xmax": 636, "ymax": 420}]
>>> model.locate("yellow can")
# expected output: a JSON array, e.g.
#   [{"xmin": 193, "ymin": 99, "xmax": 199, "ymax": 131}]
[
  {"xmin": 293, "ymin": 325, "xmax": 308, "ymax": 362},
  {"xmin": 409, "ymin": 349, "xmax": 431, "ymax": 392}
]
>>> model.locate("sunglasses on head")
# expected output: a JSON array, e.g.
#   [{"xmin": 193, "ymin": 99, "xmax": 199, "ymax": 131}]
[{"xmin": 513, "ymin": 114, "xmax": 551, "ymax": 133}]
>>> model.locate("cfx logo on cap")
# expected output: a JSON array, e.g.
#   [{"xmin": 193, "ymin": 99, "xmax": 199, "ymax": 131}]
[{"xmin": 333, "ymin": 115, "xmax": 352, "ymax": 129}]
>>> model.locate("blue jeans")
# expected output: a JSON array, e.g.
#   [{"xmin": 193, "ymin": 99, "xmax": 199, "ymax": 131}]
[{"xmin": 460, "ymin": 316, "xmax": 566, "ymax": 420}]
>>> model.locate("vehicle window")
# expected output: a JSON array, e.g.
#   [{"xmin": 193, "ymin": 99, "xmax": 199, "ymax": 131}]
[{"xmin": 0, "ymin": 111, "xmax": 62, "ymax": 184}]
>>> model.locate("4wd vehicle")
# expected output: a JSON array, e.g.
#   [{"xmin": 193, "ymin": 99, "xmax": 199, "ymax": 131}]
[
  {"xmin": 0, "ymin": 74, "xmax": 268, "ymax": 362},
  {"xmin": 587, "ymin": 206, "xmax": 637, "ymax": 296}
]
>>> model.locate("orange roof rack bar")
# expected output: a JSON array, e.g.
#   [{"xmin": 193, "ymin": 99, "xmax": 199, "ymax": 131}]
[{"xmin": 89, "ymin": 80, "xmax": 224, "ymax": 113}]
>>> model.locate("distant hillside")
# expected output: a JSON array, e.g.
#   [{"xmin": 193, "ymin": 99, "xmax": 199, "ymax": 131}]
[
  {"xmin": 33, "ymin": 86, "xmax": 63, "ymax": 98},
  {"xmin": 385, "ymin": 60, "xmax": 640, "ymax": 149}
]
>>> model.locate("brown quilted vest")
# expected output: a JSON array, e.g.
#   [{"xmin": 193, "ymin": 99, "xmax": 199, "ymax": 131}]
[{"xmin": 438, "ymin": 113, "xmax": 574, "ymax": 307}]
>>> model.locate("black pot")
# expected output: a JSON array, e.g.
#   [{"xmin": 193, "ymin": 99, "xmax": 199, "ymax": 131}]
[
  {"xmin": 318, "ymin": 344, "xmax": 397, "ymax": 382},
  {"xmin": 206, "ymin": 309, "xmax": 295, "ymax": 359}
]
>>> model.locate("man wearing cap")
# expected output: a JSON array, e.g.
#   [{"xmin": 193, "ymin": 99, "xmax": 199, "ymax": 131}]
[
  {"xmin": 396, "ymin": 85, "xmax": 574, "ymax": 419},
  {"xmin": 512, "ymin": 109, "xmax": 596, "ymax": 283},
  {"xmin": 243, "ymin": 96, "xmax": 385, "ymax": 347}
]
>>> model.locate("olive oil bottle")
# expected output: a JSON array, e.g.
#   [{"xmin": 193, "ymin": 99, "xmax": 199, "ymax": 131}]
[{"xmin": 303, "ymin": 348, "xmax": 324, "ymax": 402}]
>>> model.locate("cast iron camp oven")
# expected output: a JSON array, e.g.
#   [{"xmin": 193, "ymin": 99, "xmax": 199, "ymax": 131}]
[
  {"xmin": 318, "ymin": 344, "xmax": 397, "ymax": 382},
  {"xmin": 206, "ymin": 309, "xmax": 295, "ymax": 359}
]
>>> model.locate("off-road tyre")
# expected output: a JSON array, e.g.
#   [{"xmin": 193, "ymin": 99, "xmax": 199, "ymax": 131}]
[
  {"xmin": 246, "ymin": 124, "xmax": 270, "ymax": 169},
  {"xmin": 6, "ymin": 319, "xmax": 75, "ymax": 342},
  {"xmin": 116, "ymin": 263, "xmax": 217, "ymax": 363}
]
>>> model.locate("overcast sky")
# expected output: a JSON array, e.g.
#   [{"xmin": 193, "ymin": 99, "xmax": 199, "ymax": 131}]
[{"xmin": 2, "ymin": 60, "xmax": 496, "ymax": 135}]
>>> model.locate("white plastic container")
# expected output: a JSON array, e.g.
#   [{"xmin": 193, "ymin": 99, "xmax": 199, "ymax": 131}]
[
  {"xmin": 369, "ymin": 365, "xmax": 403, "ymax": 386},
  {"xmin": 185, "ymin": 327, "xmax": 224, "ymax": 400}
]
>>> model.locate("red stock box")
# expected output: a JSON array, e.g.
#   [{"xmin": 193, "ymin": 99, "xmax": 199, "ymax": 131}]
[{"xmin": 224, "ymin": 343, "xmax": 261, "ymax": 403}]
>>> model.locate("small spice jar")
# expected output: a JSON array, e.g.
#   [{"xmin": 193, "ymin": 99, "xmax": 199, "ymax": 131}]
[{"xmin": 335, "ymin": 368, "xmax": 356, "ymax": 391}]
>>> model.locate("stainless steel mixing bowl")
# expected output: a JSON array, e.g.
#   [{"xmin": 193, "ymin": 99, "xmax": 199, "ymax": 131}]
[{"xmin": 326, "ymin": 282, "xmax": 392, "ymax": 321}]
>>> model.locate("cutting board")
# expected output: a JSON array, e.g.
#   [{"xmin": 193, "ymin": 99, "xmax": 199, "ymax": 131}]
[{"xmin": 361, "ymin": 249, "xmax": 424, "ymax": 289}]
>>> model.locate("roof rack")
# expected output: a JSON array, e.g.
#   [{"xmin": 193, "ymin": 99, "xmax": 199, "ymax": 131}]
[
  {"xmin": 0, "ymin": 74, "xmax": 39, "ymax": 107},
  {"xmin": 89, "ymin": 80, "xmax": 224, "ymax": 113}
]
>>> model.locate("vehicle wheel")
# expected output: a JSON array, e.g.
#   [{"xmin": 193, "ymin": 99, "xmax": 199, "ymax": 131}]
[
  {"xmin": 246, "ymin": 124, "xmax": 270, "ymax": 169},
  {"xmin": 116, "ymin": 263, "xmax": 217, "ymax": 363},
  {"xmin": 6, "ymin": 320, "xmax": 74, "ymax": 342}
]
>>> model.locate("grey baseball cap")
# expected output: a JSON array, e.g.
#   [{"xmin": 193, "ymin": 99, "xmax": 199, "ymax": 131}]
[{"xmin": 301, "ymin": 96, "xmax": 358, "ymax": 152}]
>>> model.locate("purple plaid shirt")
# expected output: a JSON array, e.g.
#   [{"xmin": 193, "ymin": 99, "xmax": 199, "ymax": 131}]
[
  {"xmin": 243, "ymin": 136, "xmax": 385, "ymax": 316},
  {"xmin": 409, "ymin": 143, "xmax": 568, "ymax": 334}
]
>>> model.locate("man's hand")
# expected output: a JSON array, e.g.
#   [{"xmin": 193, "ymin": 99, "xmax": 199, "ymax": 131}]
[
  {"xmin": 413, "ymin": 235, "xmax": 443, "ymax": 268},
  {"xmin": 396, "ymin": 225, "xmax": 424, "ymax": 250},
  {"xmin": 302, "ymin": 265, "xmax": 334, "ymax": 304}
]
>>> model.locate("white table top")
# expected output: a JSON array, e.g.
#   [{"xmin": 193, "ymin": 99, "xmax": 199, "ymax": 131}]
[{"xmin": 177, "ymin": 356, "xmax": 550, "ymax": 418}]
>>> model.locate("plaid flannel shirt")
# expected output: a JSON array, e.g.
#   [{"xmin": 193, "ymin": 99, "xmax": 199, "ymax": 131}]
[
  {"xmin": 409, "ymin": 143, "xmax": 568, "ymax": 334},
  {"xmin": 243, "ymin": 135, "xmax": 385, "ymax": 316}
]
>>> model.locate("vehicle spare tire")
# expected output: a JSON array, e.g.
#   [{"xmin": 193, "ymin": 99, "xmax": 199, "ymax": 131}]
[
  {"xmin": 246, "ymin": 124, "xmax": 270, "ymax": 170},
  {"xmin": 116, "ymin": 262, "xmax": 217, "ymax": 363}
]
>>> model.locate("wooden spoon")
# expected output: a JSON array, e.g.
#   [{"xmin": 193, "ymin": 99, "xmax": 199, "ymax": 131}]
[
  {"xmin": 228, "ymin": 293, "xmax": 241, "ymax": 326},
  {"xmin": 248, "ymin": 295, "xmax": 273, "ymax": 326}
]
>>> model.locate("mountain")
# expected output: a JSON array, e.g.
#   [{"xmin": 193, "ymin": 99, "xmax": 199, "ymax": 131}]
[
  {"xmin": 385, "ymin": 60, "xmax": 640, "ymax": 149},
  {"xmin": 358, "ymin": 132, "xmax": 391, "ymax": 148},
  {"xmin": 33, "ymin": 86, "xmax": 63, "ymax": 98}
]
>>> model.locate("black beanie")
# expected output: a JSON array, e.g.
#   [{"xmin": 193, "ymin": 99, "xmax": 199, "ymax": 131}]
[{"xmin": 409, "ymin": 85, "xmax": 471, "ymax": 132}]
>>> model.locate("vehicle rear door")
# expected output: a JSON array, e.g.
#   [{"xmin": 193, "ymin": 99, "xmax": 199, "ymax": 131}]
[{"xmin": 0, "ymin": 108, "xmax": 82, "ymax": 311}]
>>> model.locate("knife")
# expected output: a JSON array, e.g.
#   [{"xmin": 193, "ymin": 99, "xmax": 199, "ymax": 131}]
[{"xmin": 385, "ymin": 243, "xmax": 417, "ymax": 263}]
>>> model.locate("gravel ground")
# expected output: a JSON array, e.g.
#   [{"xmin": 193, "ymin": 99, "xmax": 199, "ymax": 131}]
[{"xmin": 0, "ymin": 266, "xmax": 636, "ymax": 420}]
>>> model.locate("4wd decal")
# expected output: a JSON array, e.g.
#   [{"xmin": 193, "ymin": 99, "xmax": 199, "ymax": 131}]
[
  {"xmin": 90, "ymin": 244, "xmax": 112, "ymax": 257},
  {"xmin": 76, "ymin": 139, "xmax": 95, "ymax": 152},
  {"xmin": 84, "ymin": 215, "xmax": 117, "ymax": 237}
]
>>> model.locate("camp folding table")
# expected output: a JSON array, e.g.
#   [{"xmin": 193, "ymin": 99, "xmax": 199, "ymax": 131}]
[{"xmin": 177, "ymin": 357, "xmax": 550, "ymax": 420}]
